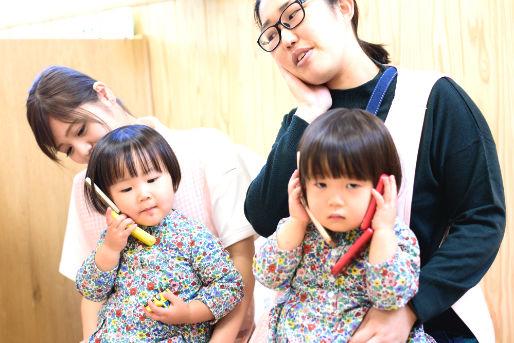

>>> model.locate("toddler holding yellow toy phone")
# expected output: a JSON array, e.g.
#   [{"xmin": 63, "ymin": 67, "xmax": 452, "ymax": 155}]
[{"xmin": 76, "ymin": 124, "xmax": 243, "ymax": 342}]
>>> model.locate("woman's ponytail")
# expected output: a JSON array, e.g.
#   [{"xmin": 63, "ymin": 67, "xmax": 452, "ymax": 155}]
[{"xmin": 352, "ymin": 1, "xmax": 390, "ymax": 64}]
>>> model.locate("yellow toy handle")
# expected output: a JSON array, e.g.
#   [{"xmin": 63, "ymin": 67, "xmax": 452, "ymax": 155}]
[
  {"xmin": 111, "ymin": 211, "xmax": 156, "ymax": 246},
  {"xmin": 145, "ymin": 288, "xmax": 172, "ymax": 312}
]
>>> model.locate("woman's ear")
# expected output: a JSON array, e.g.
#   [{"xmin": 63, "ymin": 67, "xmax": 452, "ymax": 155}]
[
  {"xmin": 93, "ymin": 81, "xmax": 117, "ymax": 106},
  {"xmin": 336, "ymin": 0, "xmax": 354, "ymax": 23}
]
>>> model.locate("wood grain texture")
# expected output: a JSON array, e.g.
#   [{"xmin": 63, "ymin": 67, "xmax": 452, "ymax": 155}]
[
  {"xmin": 0, "ymin": 38, "xmax": 152, "ymax": 342},
  {"xmin": 0, "ymin": 0, "xmax": 512, "ymax": 341},
  {"xmin": 357, "ymin": 2, "xmax": 514, "ymax": 341},
  {"xmin": 133, "ymin": 0, "xmax": 297, "ymax": 155}
]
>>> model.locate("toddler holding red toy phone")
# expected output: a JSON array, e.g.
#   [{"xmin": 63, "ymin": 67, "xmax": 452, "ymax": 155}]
[
  {"xmin": 76, "ymin": 125, "xmax": 243, "ymax": 342},
  {"xmin": 253, "ymin": 108, "xmax": 434, "ymax": 342}
]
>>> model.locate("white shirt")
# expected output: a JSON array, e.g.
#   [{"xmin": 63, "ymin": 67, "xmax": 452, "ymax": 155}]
[{"xmin": 59, "ymin": 118, "xmax": 264, "ymax": 281}]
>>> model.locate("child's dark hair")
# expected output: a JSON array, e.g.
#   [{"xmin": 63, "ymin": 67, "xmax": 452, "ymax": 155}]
[
  {"xmin": 298, "ymin": 108, "xmax": 401, "ymax": 201},
  {"xmin": 85, "ymin": 125, "xmax": 181, "ymax": 214}
]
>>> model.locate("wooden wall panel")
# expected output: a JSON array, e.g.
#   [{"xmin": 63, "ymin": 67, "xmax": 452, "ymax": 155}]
[
  {"xmin": 0, "ymin": 0, "xmax": 512, "ymax": 341},
  {"xmin": 0, "ymin": 38, "xmax": 152, "ymax": 343},
  {"xmin": 357, "ymin": 2, "xmax": 514, "ymax": 341},
  {"xmin": 133, "ymin": 0, "xmax": 297, "ymax": 155}
]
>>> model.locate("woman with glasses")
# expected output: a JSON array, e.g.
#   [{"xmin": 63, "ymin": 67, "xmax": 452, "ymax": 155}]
[{"xmin": 245, "ymin": 0, "xmax": 505, "ymax": 342}]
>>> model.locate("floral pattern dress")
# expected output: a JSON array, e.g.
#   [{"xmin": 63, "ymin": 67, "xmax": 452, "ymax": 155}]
[
  {"xmin": 253, "ymin": 217, "xmax": 434, "ymax": 342},
  {"xmin": 76, "ymin": 210, "xmax": 244, "ymax": 343}
]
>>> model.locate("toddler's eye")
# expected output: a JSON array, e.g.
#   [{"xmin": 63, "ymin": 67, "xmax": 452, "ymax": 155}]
[
  {"xmin": 65, "ymin": 147, "xmax": 72, "ymax": 157},
  {"xmin": 347, "ymin": 183, "xmax": 359, "ymax": 189},
  {"xmin": 315, "ymin": 182, "xmax": 327, "ymax": 189},
  {"xmin": 148, "ymin": 177, "xmax": 158, "ymax": 183},
  {"xmin": 121, "ymin": 187, "xmax": 132, "ymax": 193}
]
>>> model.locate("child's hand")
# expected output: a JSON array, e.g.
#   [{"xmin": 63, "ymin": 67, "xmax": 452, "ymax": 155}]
[
  {"xmin": 103, "ymin": 207, "xmax": 137, "ymax": 253},
  {"xmin": 278, "ymin": 66, "xmax": 332, "ymax": 123},
  {"xmin": 288, "ymin": 169, "xmax": 310, "ymax": 226},
  {"xmin": 276, "ymin": 169, "xmax": 311, "ymax": 250},
  {"xmin": 94, "ymin": 208, "xmax": 138, "ymax": 271},
  {"xmin": 370, "ymin": 175, "xmax": 397, "ymax": 233},
  {"xmin": 144, "ymin": 292, "xmax": 191, "ymax": 325},
  {"xmin": 368, "ymin": 175, "xmax": 399, "ymax": 265}
]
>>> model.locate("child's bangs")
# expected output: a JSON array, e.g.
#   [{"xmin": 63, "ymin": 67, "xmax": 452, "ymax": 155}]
[
  {"xmin": 110, "ymin": 141, "xmax": 164, "ymax": 182},
  {"xmin": 304, "ymin": 142, "xmax": 366, "ymax": 182}
]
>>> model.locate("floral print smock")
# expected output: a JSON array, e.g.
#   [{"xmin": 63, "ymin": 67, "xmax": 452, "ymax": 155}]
[
  {"xmin": 253, "ymin": 217, "xmax": 434, "ymax": 342},
  {"xmin": 77, "ymin": 210, "xmax": 244, "ymax": 343}
]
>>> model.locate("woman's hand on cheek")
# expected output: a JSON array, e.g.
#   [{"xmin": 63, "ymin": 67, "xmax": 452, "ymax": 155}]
[
  {"xmin": 349, "ymin": 307, "xmax": 416, "ymax": 343},
  {"xmin": 278, "ymin": 66, "xmax": 332, "ymax": 123},
  {"xmin": 103, "ymin": 207, "xmax": 137, "ymax": 253}
]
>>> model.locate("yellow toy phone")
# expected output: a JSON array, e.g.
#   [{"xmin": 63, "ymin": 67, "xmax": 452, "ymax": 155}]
[
  {"xmin": 85, "ymin": 177, "xmax": 156, "ymax": 246},
  {"xmin": 145, "ymin": 288, "xmax": 172, "ymax": 312}
]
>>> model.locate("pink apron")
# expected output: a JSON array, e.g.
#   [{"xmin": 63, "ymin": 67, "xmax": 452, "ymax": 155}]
[{"xmin": 386, "ymin": 67, "xmax": 495, "ymax": 343}]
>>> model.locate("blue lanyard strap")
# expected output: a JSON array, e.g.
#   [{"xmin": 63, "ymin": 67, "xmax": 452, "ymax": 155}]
[{"xmin": 365, "ymin": 67, "xmax": 398, "ymax": 115}]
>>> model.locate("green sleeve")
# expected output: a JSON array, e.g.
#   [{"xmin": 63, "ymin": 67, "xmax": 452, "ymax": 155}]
[
  {"xmin": 244, "ymin": 110, "xmax": 308, "ymax": 237},
  {"xmin": 409, "ymin": 78, "xmax": 506, "ymax": 323}
]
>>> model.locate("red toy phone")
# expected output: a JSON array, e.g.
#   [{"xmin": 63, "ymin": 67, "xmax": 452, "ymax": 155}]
[{"xmin": 331, "ymin": 174, "xmax": 387, "ymax": 275}]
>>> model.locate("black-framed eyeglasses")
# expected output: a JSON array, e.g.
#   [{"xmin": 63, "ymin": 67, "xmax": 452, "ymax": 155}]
[{"xmin": 257, "ymin": 0, "xmax": 306, "ymax": 52}]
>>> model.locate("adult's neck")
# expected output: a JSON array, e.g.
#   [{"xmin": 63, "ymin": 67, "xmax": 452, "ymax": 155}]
[
  {"xmin": 326, "ymin": 49, "xmax": 380, "ymax": 90},
  {"xmin": 135, "ymin": 116, "xmax": 157, "ymax": 129},
  {"xmin": 96, "ymin": 102, "xmax": 138, "ymax": 129},
  {"xmin": 124, "ymin": 115, "xmax": 138, "ymax": 125},
  {"xmin": 115, "ymin": 105, "xmax": 138, "ymax": 126}
]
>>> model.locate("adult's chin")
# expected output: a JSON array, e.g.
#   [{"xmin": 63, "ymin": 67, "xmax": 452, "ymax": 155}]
[{"xmin": 296, "ymin": 71, "xmax": 332, "ymax": 87}]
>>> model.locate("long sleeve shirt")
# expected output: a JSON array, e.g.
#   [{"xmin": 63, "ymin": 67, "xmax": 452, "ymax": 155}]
[
  {"xmin": 253, "ymin": 218, "xmax": 430, "ymax": 341},
  {"xmin": 76, "ymin": 210, "xmax": 244, "ymax": 342},
  {"xmin": 244, "ymin": 64, "xmax": 505, "ymax": 335}
]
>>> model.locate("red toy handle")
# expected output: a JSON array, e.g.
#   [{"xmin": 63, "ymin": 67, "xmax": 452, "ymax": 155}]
[
  {"xmin": 360, "ymin": 175, "xmax": 386, "ymax": 230},
  {"xmin": 331, "ymin": 174, "xmax": 388, "ymax": 275}
]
